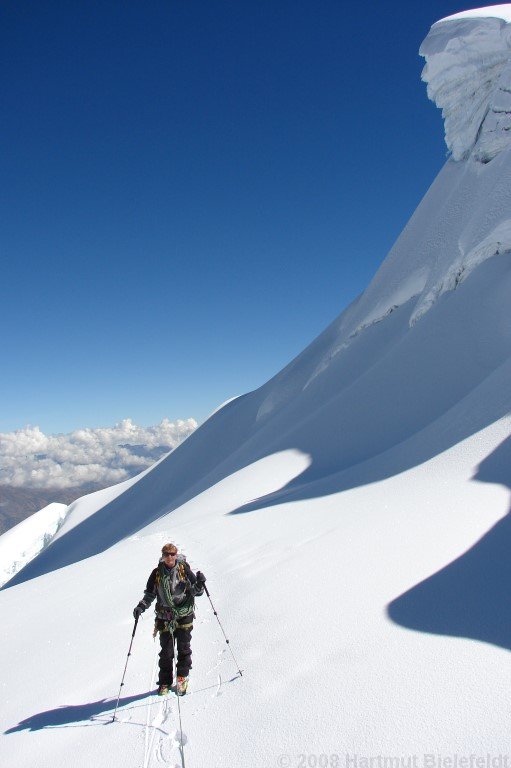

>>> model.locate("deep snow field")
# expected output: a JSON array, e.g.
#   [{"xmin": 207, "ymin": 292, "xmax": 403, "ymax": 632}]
[
  {"xmin": 2, "ymin": 5, "xmax": 511, "ymax": 768},
  {"xmin": 1, "ymin": 416, "xmax": 510, "ymax": 768}
]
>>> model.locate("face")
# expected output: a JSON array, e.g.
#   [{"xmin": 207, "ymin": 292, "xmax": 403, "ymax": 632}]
[{"xmin": 162, "ymin": 549, "xmax": 178, "ymax": 564}]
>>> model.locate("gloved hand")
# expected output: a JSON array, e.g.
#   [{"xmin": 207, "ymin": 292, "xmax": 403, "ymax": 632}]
[
  {"xmin": 133, "ymin": 602, "xmax": 145, "ymax": 619},
  {"xmin": 195, "ymin": 571, "xmax": 206, "ymax": 585}
]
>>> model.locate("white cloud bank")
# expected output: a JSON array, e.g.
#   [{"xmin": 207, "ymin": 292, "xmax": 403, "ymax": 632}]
[{"xmin": 0, "ymin": 417, "xmax": 198, "ymax": 489}]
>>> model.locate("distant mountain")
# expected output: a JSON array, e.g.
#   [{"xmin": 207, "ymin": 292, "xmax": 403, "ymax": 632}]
[
  {"xmin": 0, "ymin": 483, "xmax": 104, "ymax": 534},
  {"xmin": 0, "ymin": 418, "xmax": 197, "ymax": 533}
]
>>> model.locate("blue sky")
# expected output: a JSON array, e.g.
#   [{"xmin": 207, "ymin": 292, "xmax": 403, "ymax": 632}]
[{"xmin": 1, "ymin": 0, "xmax": 474, "ymax": 433}]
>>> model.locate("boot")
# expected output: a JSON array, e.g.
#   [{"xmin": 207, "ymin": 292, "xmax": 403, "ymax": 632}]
[{"xmin": 176, "ymin": 676, "xmax": 188, "ymax": 696}]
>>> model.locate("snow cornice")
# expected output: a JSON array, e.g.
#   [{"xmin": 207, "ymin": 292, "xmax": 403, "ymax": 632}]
[{"xmin": 420, "ymin": 4, "xmax": 511, "ymax": 162}]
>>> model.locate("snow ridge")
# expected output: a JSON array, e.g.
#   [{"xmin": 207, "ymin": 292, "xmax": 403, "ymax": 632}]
[
  {"xmin": 411, "ymin": 217, "xmax": 511, "ymax": 324},
  {"xmin": 420, "ymin": 12, "xmax": 511, "ymax": 162},
  {"xmin": 2, "ymin": 9, "xmax": 511, "ymax": 765},
  {"xmin": 0, "ymin": 502, "xmax": 68, "ymax": 587}
]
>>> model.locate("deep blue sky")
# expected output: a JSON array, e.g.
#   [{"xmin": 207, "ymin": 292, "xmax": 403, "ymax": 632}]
[{"xmin": 1, "ymin": 0, "xmax": 475, "ymax": 433}]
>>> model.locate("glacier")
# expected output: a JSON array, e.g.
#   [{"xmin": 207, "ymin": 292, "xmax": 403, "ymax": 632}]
[{"xmin": 1, "ymin": 6, "xmax": 511, "ymax": 768}]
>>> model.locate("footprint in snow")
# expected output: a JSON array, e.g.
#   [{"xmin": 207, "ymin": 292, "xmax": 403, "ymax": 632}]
[
  {"xmin": 151, "ymin": 701, "xmax": 170, "ymax": 730},
  {"xmin": 154, "ymin": 732, "xmax": 181, "ymax": 764},
  {"xmin": 170, "ymin": 728, "xmax": 188, "ymax": 747},
  {"xmin": 160, "ymin": 699, "xmax": 172, "ymax": 726},
  {"xmin": 154, "ymin": 738, "xmax": 166, "ymax": 763}
]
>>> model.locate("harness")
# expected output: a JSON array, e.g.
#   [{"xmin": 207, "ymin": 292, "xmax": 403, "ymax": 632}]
[{"xmin": 153, "ymin": 559, "xmax": 194, "ymax": 634}]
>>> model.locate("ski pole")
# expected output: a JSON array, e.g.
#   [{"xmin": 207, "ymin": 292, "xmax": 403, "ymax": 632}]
[
  {"xmin": 203, "ymin": 584, "xmax": 243, "ymax": 677},
  {"xmin": 112, "ymin": 615, "xmax": 139, "ymax": 722}
]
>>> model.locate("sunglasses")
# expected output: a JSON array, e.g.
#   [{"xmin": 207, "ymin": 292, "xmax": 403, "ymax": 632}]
[{"xmin": 162, "ymin": 551, "xmax": 177, "ymax": 557}]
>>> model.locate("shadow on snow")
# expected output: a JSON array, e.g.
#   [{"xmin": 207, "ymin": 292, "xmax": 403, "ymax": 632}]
[
  {"xmin": 387, "ymin": 434, "xmax": 511, "ymax": 651},
  {"xmin": 4, "ymin": 675, "xmax": 241, "ymax": 735},
  {"xmin": 4, "ymin": 691, "xmax": 154, "ymax": 733},
  {"xmin": 3, "ymin": 253, "xmax": 511, "ymax": 659}
]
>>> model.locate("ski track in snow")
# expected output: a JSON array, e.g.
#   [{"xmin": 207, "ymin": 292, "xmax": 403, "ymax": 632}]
[
  {"xmin": 138, "ymin": 631, "xmax": 230, "ymax": 768},
  {"xmin": 143, "ymin": 650, "xmax": 159, "ymax": 768},
  {"xmin": 135, "ymin": 571, "xmax": 229, "ymax": 768},
  {"xmin": 144, "ymin": 692, "xmax": 187, "ymax": 768}
]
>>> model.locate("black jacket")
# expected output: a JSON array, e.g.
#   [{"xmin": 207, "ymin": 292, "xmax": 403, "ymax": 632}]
[{"xmin": 140, "ymin": 558, "xmax": 204, "ymax": 621}]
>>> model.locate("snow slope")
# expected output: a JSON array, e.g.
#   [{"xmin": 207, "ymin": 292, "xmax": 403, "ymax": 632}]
[
  {"xmin": 0, "ymin": 502, "xmax": 68, "ymax": 587},
  {"xmin": 2, "ymin": 6, "xmax": 511, "ymax": 768}
]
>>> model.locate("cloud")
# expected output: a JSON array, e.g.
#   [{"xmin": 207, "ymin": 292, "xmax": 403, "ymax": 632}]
[{"xmin": 0, "ymin": 417, "xmax": 198, "ymax": 489}]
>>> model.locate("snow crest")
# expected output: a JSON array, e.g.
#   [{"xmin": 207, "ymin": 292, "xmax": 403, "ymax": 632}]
[
  {"xmin": 411, "ymin": 217, "xmax": 511, "ymax": 324},
  {"xmin": 421, "ymin": 10, "xmax": 511, "ymax": 162},
  {"xmin": 0, "ymin": 502, "xmax": 68, "ymax": 587}
]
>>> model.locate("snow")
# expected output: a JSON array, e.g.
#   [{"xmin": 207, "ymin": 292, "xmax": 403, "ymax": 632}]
[
  {"xmin": 440, "ymin": 4, "xmax": 511, "ymax": 23},
  {"xmin": 1, "ymin": 419, "xmax": 510, "ymax": 768},
  {"xmin": 2, "ymin": 6, "xmax": 511, "ymax": 768},
  {"xmin": 420, "ymin": 8, "xmax": 511, "ymax": 162},
  {"xmin": 267, "ymin": 145, "xmax": 511, "ymax": 399},
  {"xmin": 0, "ymin": 502, "xmax": 67, "ymax": 587}
]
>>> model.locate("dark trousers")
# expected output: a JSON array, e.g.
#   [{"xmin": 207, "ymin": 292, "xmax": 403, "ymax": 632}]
[{"xmin": 158, "ymin": 626, "xmax": 193, "ymax": 684}]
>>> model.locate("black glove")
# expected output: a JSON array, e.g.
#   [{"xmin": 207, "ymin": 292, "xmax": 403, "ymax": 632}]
[
  {"xmin": 195, "ymin": 571, "xmax": 206, "ymax": 585},
  {"xmin": 133, "ymin": 602, "xmax": 145, "ymax": 619}
]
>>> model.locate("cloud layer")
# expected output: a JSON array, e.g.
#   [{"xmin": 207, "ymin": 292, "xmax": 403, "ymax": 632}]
[{"xmin": 0, "ymin": 418, "xmax": 198, "ymax": 489}]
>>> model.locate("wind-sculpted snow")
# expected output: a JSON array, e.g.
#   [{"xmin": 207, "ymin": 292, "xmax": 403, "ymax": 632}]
[
  {"xmin": 262, "ymin": 146, "xmax": 511, "ymax": 402},
  {"xmin": 0, "ymin": 502, "xmax": 67, "ymax": 587},
  {"xmin": 410, "ymin": 215, "xmax": 511, "ymax": 324},
  {"xmin": 3, "ymin": 10, "xmax": 511, "ymax": 767},
  {"xmin": 3, "ymin": 6, "xmax": 511, "ymax": 589},
  {"xmin": 420, "ymin": 10, "xmax": 511, "ymax": 162}
]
